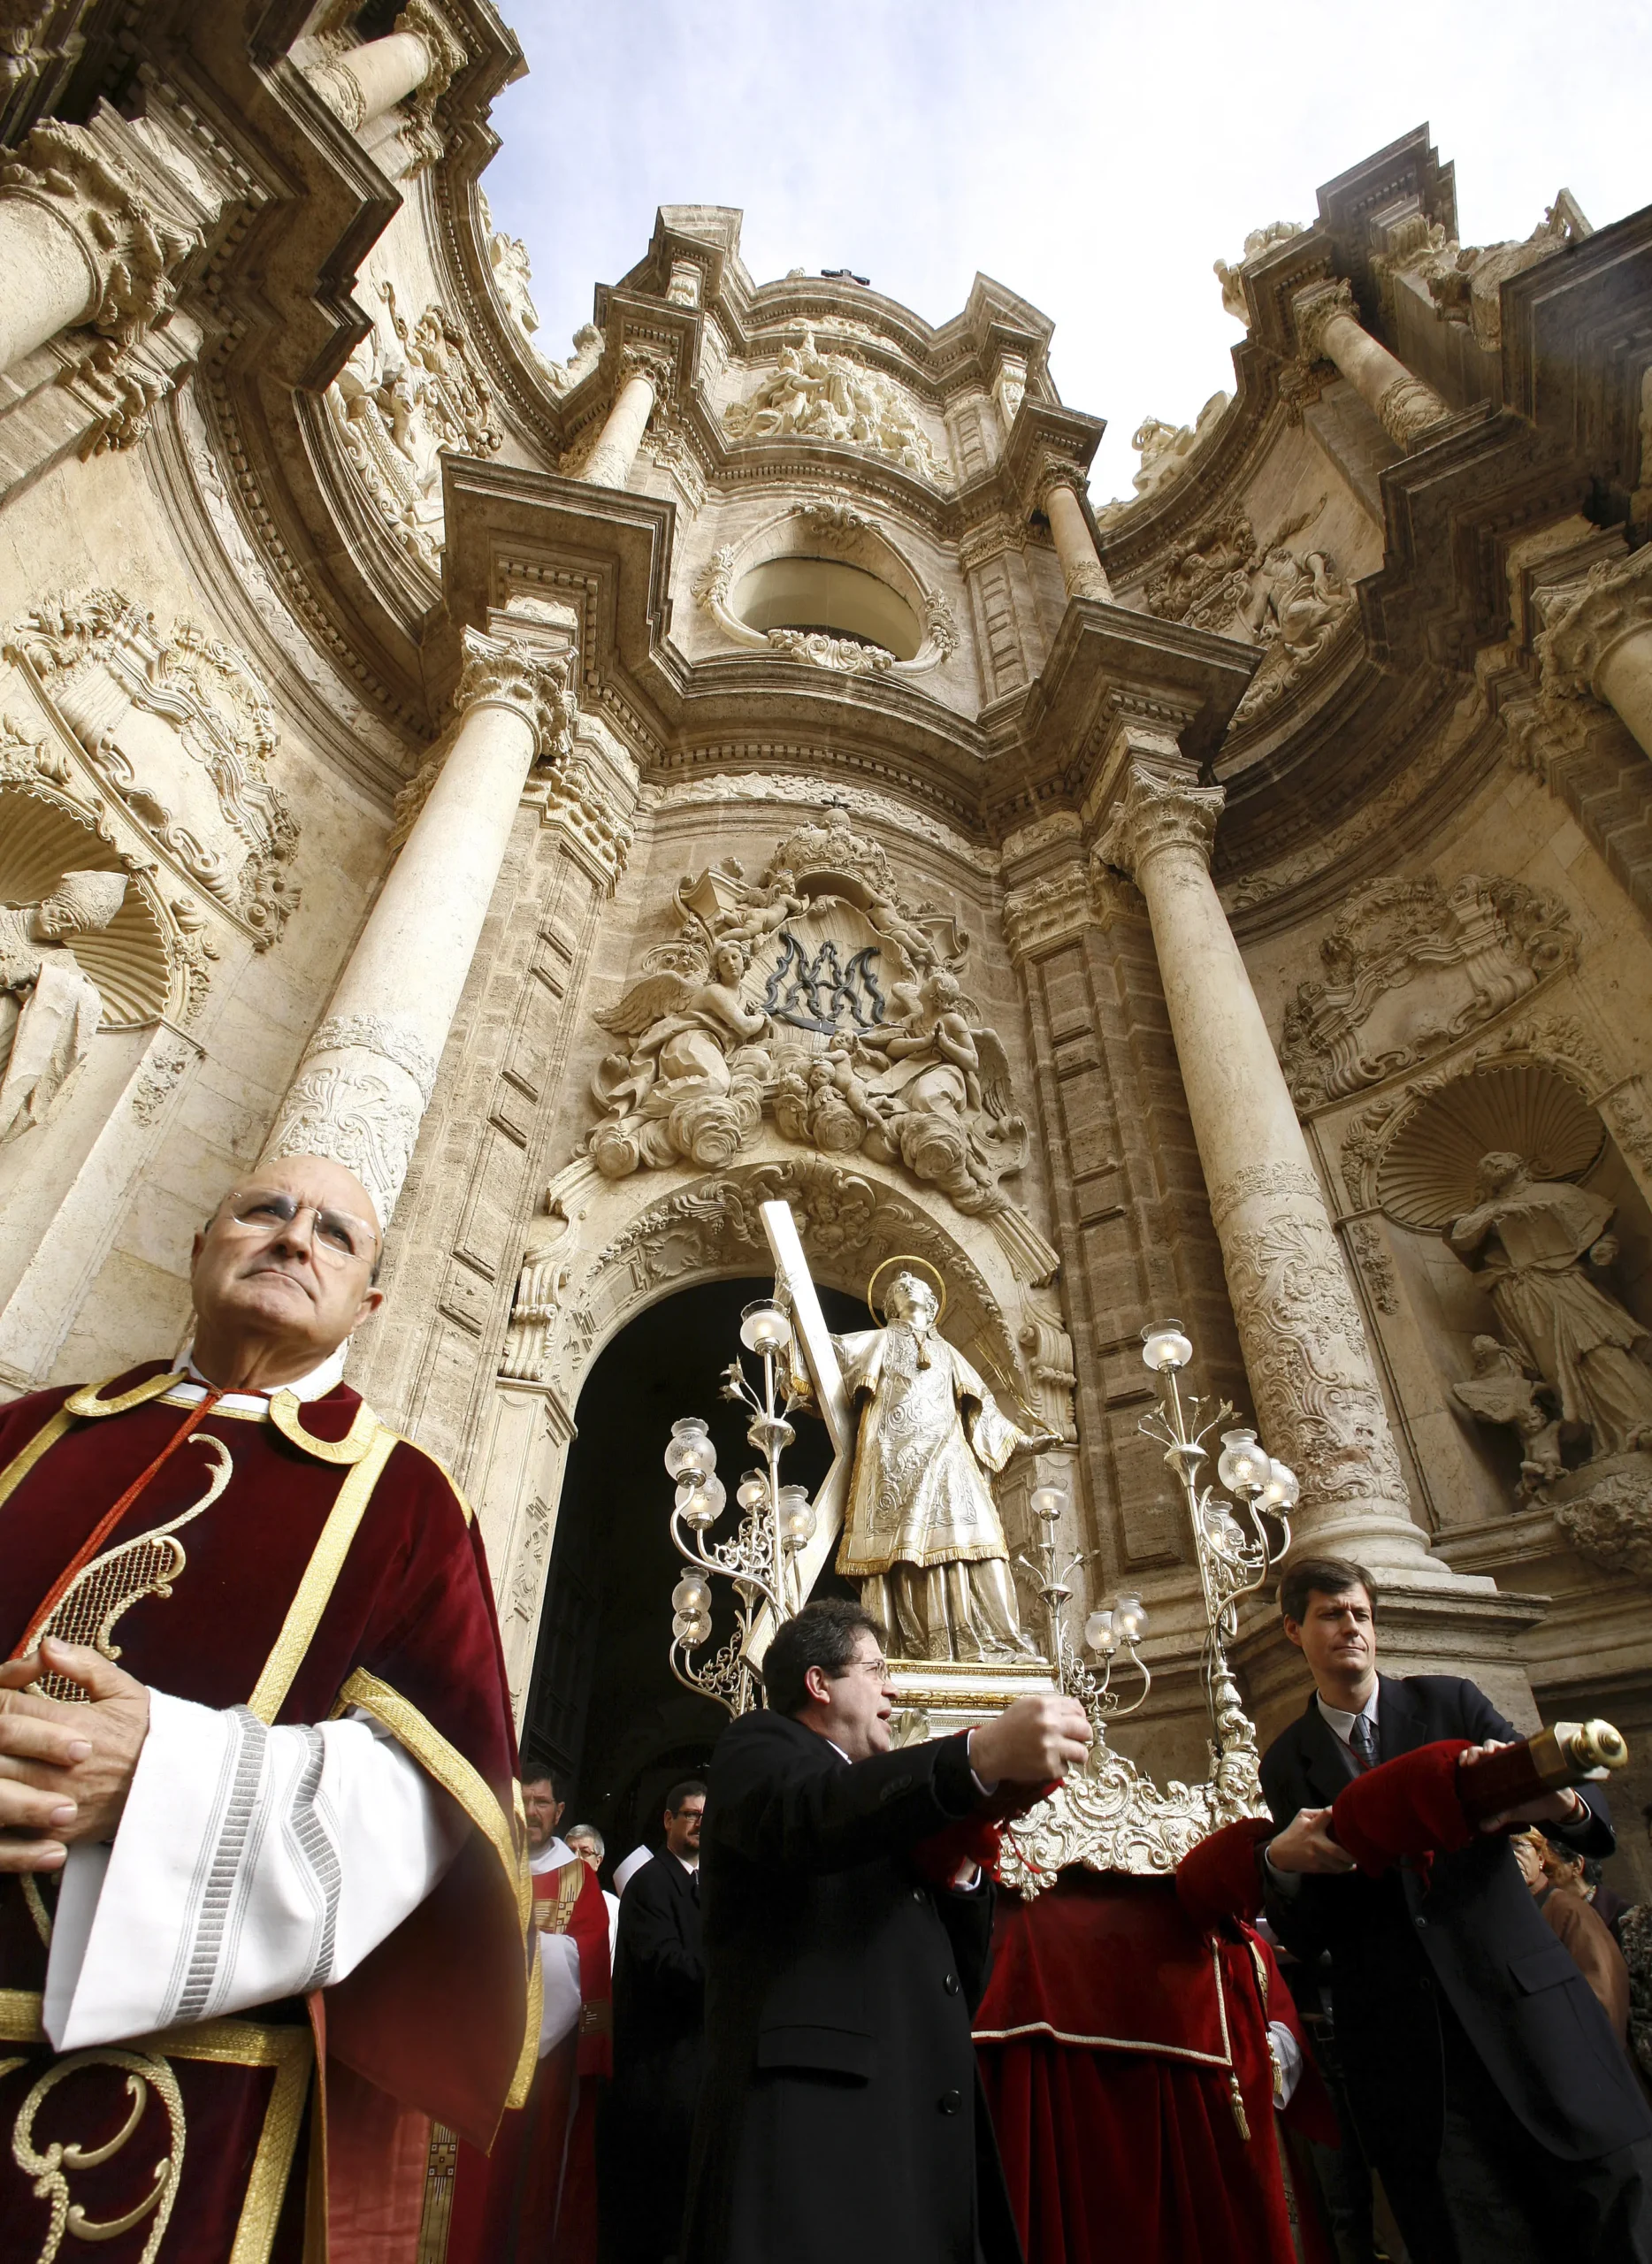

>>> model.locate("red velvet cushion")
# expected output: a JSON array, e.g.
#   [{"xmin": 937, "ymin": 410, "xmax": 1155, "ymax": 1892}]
[
  {"xmin": 1174, "ymin": 1817, "xmax": 1273, "ymax": 1928},
  {"xmin": 1329, "ymin": 1739, "xmax": 1476, "ymax": 1876}
]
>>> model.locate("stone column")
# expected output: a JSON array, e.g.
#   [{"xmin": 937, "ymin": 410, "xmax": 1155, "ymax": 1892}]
[
  {"xmin": 265, "ymin": 624, "xmax": 574, "ymax": 1224},
  {"xmin": 1293, "ymin": 278, "xmax": 1451, "ymax": 448},
  {"xmin": 1099, "ymin": 754, "xmax": 1438, "ymax": 1576},
  {"xmin": 581, "ymin": 348, "xmax": 669, "ymax": 489},
  {"xmin": 1537, "ymin": 543, "xmax": 1652, "ymax": 761},
  {"xmin": 1037, "ymin": 466, "xmax": 1112, "ymax": 602},
  {"xmin": 0, "ymin": 119, "xmax": 197, "ymax": 379},
  {"xmin": 305, "ymin": 23, "xmax": 443, "ymax": 133}
]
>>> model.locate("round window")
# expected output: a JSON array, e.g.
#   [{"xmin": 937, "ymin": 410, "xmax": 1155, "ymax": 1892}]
[{"xmin": 730, "ymin": 556, "xmax": 922, "ymax": 661}]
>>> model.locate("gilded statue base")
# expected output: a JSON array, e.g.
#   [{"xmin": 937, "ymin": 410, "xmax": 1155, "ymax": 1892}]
[{"xmin": 888, "ymin": 1656, "xmax": 1056, "ymax": 1742}]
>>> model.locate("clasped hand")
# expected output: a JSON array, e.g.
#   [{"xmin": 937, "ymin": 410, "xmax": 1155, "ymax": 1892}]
[
  {"xmin": 968, "ymin": 1693, "xmax": 1092, "ymax": 1787},
  {"xmin": 0, "ymin": 1637, "xmax": 150, "ymax": 1873}
]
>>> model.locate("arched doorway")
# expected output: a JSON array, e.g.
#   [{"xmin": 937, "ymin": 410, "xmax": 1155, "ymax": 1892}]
[{"xmin": 522, "ymin": 1273, "xmax": 863, "ymax": 1861}]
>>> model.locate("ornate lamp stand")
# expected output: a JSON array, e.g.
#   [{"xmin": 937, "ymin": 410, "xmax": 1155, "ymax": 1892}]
[
  {"xmin": 663, "ymin": 1297, "xmax": 817, "ymax": 1717},
  {"xmin": 1138, "ymin": 1319, "xmax": 1297, "ymax": 1797},
  {"xmin": 1018, "ymin": 1482, "xmax": 1151, "ymax": 1730}
]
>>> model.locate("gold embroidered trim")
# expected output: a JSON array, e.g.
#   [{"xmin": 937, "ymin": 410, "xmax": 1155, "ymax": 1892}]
[
  {"xmin": 0, "ymin": 1406, "xmax": 76, "ymax": 1517},
  {"xmin": 247, "ymin": 1428, "xmax": 396, "ymax": 1725},
  {"xmin": 534, "ymin": 1861, "xmax": 584, "ymax": 1935},
  {"xmin": 159, "ymin": 1392, "xmax": 267, "ymax": 1422},
  {"xmin": 268, "ymin": 1392, "xmax": 384, "ymax": 1466},
  {"xmin": 64, "ymin": 1372, "xmax": 187, "ymax": 1419},
  {"xmin": 508, "ymin": 1952, "xmax": 542, "ymax": 2113},
  {"xmin": 333, "ymin": 1668, "xmax": 522, "ymax": 1917},
  {"xmin": 0, "ymin": 1999, "xmax": 311, "ymax": 2264}
]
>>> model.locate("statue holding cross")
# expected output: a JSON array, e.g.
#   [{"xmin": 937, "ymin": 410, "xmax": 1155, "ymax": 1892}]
[{"xmin": 760, "ymin": 1203, "xmax": 1053, "ymax": 1663}]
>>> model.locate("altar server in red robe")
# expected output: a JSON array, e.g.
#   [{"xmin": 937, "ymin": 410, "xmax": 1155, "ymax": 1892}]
[
  {"xmin": 972, "ymin": 1817, "xmax": 1335, "ymax": 2264},
  {"xmin": 0, "ymin": 1157, "xmax": 532, "ymax": 2264},
  {"xmin": 448, "ymin": 1770, "xmax": 611, "ymax": 2261}
]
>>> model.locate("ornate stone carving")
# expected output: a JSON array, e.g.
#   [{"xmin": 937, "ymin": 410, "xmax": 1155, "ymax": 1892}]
[
  {"xmin": 392, "ymin": 0, "xmax": 468, "ymax": 175},
  {"xmin": 328, "ymin": 282, "xmax": 502, "ymax": 573},
  {"xmin": 1001, "ymin": 856, "xmax": 1136, "ymax": 964},
  {"xmin": 1092, "ymin": 394, "xmax": 1230, "ymax": 526},
  {"xmin": 1140, "ymin": 495, "xmax": 1355, "ymax": 726},
  {"xmin": 1376, "ymin": 372, "xmax": 1456, "ymax": 447},
  {"xmin": 1095, "ymin": 767, "xmax": 1224, "ymax": 880},
  {"xmin": 585, "ymin": 808, "xmax": 1027, "ymax": 1217},
  {"xmin": 7, "ymin": 589, "xmax": 299, "ymax": 946},
  {"xmin": 1016, "ymin": 1279, "xmax": 1079, "ymax": 1442},
  {"xmin": 1345, "ymin": 1219, "xmax": 1399, "ymax": 1314},
  {"xmin": 453, "ymin": 628, "xmax": 576, "ymax": 761},
  {"xmin": 1451, "ymin": 1334, "xmax": 1565, "ymax": 1493},
  {"xmin": 654, "ymin": 771, "xmax": 996, "ymax": 877},
  {"xmin": 539, "ymin": 751, "xmax": 634, "ymax": 891},
  {"xmin": 1535, "ymin": 544, "xmax": 1652, "ymax": 699},
  {"xmin": 1279, "ymin": 873, "xmax": 1578, "ymax": 1107},
  {"xmin": 1221, "ymin": 1206, "xmax": 1411, "ymax": 1507},
  {"xmin": 766, "ymin": 628, "xmax": 894, "ymax": 674},
  {"xmin": 1373, "ymin": 200, "xmax": 1579, "ymax": 352},
  {"xmin": 1291, "ymin": 278, "xmax": 1358, "ymax": 365},
  {"xmin": 1, "ymin": 867, "xmax": 126, "ymax": 1144},
  {"xmin": 503, "ymin": 1495, "xmax": 552, "ymax": 1624},
  {"xmin": 1550, "ymin": 1465, "xmax": 1652, "ymax": 1585},
  {"xmin": 500, "ymin": 1198, "xmax": 577, "ymax": 1383},
  {"xmin": 129, "ymin": 1031, "xmax": 196, "ymax": 1127},
  {"xmin": 0, "ymin": 116, "xmax": 202, "ymax": 453},
  {"xmin": 265, "ymin": 1060, "xmax": 420, "ymax": 1225},
  {"xmin": 308, "ymin": 1013, "xmax": 438, "ymax": 1105},
  {"xmin": 478, "ymin": 186, "xmax": 597, "ymax": 387},
  {"xmin": 1212, "ymin": 220, "xmax": 1305, "ymax": 323},
  {"xmin": 1208, "ymin": 1158, "xmax": 1325, "ymax": 1235},
  {"xmin": 723, "ymin": 328, "xmax": 951, "ymax": 486}
]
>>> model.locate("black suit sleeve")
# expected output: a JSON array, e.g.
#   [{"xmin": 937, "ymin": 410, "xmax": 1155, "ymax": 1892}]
[
  {"xmin": 1452, "ymin": 1679, "xmax": 1617, "ymax": 1858},
  {"xmin": 708, "ymin": 1715, "xmax": 979, "ymax": 1876},
  {"xmin": 619, "ymin": 1863, "xmax": 704, "ymax": 2014}
]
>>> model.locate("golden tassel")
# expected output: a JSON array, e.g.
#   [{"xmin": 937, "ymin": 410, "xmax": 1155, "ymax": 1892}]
[{"xmin": 1229, "ymin": 2073, "xmax": 1251, "ymax": 2142}]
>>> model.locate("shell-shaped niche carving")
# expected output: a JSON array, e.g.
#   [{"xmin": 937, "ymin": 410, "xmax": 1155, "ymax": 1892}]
[
  {"xmin": 0, "ymin": 788, "xmax": 171, "ymax": 1026},
  {"xmin": 1378, "ymin": 1063, "xmax": 1604, "ymax": 1229},
  {"xmin": 690, "ymin": 494, "xmax": 960, "ymax": 677}
]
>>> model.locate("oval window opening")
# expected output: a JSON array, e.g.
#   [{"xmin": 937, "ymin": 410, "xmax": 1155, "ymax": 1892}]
[{"xmin": 731, "ymin": 556, "xmax": 922, "ymax": 661}]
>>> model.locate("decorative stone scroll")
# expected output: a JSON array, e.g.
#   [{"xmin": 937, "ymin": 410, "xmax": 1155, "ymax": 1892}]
[
  {"xmin": 1280, "ymin": 873, "xmax": 1578, "ymax": 1107},
  {"xmin": 328, "ymin": 282, "xmax": 502, "ymax": 573},
  {"xmin": 585, "ymin": 806, "xmax": 1027, "ymax": 1217},
  {"xmin": 6, "ymin": 588, "xmax": 298, "ymax": 946},
  {"xmin": 723, "ymin": 328, "xmax": 951, "ymax": 486},
  {"xmin": 1141, "ymin": 495, "xmax": 1354, "ymax": 727}
]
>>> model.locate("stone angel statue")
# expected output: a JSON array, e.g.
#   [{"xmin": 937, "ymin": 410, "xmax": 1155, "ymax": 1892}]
[
  {"xmin": 1, "ymin": 869, "xmax": 127, "ymax": 1147},
  {"xmin": 858, "ymin": 969, "xmax": 1026, "ymax": 1214},
  {"xmin": 588, "ymin": 939, "xmax": 773, "ymax": 1176}
]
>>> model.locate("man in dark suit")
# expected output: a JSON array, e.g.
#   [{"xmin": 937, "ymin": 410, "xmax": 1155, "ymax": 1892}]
[
  {"xmin": 682, "ymin": 1596, "xmax": 1090, "ymax": 2264},
  {"xmin": 1261, "ymin": 1555, "xmax": 1652, "ymax": 2262},
  {"xmin": 604, "ymin": 1778, "xmax": 707, "ymax": 2262}
]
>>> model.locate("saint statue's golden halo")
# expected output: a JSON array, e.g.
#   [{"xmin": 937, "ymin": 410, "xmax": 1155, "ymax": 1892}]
[{"xmin": 865, "ymin": 1254, "xmax": 948, "ymax": 1325}]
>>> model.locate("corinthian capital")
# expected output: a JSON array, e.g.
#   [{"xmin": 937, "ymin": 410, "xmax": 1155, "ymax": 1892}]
[
  {"xmin": 1536, "ymin": 543, "xmax": 1652, "ymax": 697},
  {"xmin": 1290, "ymin": 277, "xmax": 1358, "ymax": 364},
  {"xmin": 0, "ymin": 119, "xmax": 199, "ymax": 339},
  {"xmin": 1095, "ymin": 764, "xmax": 1225, "ymax": 880},
  {"xmin": 453, "ymin": 628, "xmax": 577, "ymax": 761},
  {"xmin": 1033, "ymin": 458, "xmax": 1088, "ymax": 511}
]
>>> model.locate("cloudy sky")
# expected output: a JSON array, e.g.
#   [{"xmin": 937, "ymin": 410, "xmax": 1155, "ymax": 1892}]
[{"xmin": 480, "ymin": 2, "xmax": 1648, "ymax": 501}]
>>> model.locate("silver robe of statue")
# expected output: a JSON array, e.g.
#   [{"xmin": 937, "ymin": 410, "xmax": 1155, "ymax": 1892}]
[
  {"xmin": 829, "ymin": 1271, "xmax": 1040, "ymax": 1662},
  {"xmin": 1449, "ymin": 1149, "xmax": 1652, "ymax": 1458}
]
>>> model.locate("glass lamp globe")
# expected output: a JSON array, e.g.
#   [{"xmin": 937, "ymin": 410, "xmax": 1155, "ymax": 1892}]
[
  {"xmin": 673, "ymin": 1609, "xmax": 712, "ymax": 1648},
  {"xmin": 739, "ymin": 1298, "xmax": 792, "ymax": 1357},
  {"xmin": 677, "ymin": 1472, "xmax": 726, "ymax": 1530},
  {"xmin": 671, "ymin": 1571, "xmax": 712, "ymax": 1615},
  {"xmin": 1029, "ymin": 1484, "xmax": 1067, "ymax": 1524},
  {"xmin": 664, "ymin": 1417, "xmax": 716, "ymax": 1482},
  {"xmin": 1140, "ymin": 1319, "xmax": 1193, "ymax": 1373},
  {"xmin": 1114, "ymin": 1593, "xmax": 1148, "ymax": 1643},
  {"xmin": 736, "ymin": 1471, "xmax": 769, "ymax": 1513},
  {"xmin": 1260, "ymin": 1458, "xmax": 1300, "ymax": 1513},
  {"xmin": 1085, "ymin": 1608, "xmax": 1118, "ymax": 1656},
  {"xmin": 1216, "ymin": 1427, "xmax": 1269, "ymax": 1495},
  {"xmin": 777, "ymin": 1485, "xmax": 816, "ymax": 1547}
]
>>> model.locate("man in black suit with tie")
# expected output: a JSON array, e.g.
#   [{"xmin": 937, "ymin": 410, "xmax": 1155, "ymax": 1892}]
[
  {"xmin": 605, "ymin": 1778, "xmax": 707, "ymax": 2261},
  {"xmin": 1260, "ymin": 1556, "xmax": 1652, "ymax": 2262},
  {"xmin": 682, "ymin": 1595, "xmax": 1090, "ymax": 2264}
]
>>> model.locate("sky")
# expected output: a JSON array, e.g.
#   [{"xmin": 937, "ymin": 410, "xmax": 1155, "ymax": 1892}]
[{"xmin": 479, "ymin": 1, "xmax": 1649, "ymax": 501}]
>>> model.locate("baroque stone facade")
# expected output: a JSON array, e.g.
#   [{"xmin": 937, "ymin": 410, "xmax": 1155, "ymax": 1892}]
[{"xmin": 1, "ymin": 40, "xmax": 1650, "ymax": 1890}]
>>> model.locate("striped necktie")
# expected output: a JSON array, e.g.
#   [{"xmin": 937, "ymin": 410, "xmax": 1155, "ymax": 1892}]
[{"xmin": 1349, "ymin": 1710, "xmax": 1378, "ymax": 1772}]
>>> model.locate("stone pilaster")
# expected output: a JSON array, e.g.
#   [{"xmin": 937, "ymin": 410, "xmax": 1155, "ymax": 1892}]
[
  {"xmin": 264, "ymin": 618, "xmax": 576, "ymax": 1224},
  {"xmin": 1292, "ymin": 277, "xmax": 1451, "ymax": 448}
]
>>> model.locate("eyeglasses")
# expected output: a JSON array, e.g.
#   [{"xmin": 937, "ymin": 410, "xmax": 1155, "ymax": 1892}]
[
  {"xmin": 220, "ymin": 1188, "xmax": 379, "ymax": 1267},
  {"xmin": 836, "ymin": 1655, "xmax": 891, "ymax": 1683}
]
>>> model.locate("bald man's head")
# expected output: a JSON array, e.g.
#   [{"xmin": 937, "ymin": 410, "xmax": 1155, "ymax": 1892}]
[{"xmin": 189, "ymin": 1154, "xmax": 386, "ymax": 1392}]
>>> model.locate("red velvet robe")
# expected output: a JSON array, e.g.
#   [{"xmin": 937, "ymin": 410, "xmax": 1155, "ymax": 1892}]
[
  {"xmin": 448, "ymin": 1855, "xmax": 612, "ymax": 2263},
  {"xmin": 0, "ymin": 1363, "xmax": 532, "ymax": 2264},
  {"xmin": 974, "ymin": 1870, "xmax": 1336, "ymax": 2264}
]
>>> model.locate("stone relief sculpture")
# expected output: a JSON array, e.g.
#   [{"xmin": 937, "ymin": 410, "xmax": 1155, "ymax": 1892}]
[
  {"xmin": 329, "ymin": 282, "xmax": 502, "ymax": 571},
  {"xmin": 723, "ymin": 328, "xmax": 951, "ymax": 486},
  {"xmin": 1093, "ymin": 394, "xmax": 1230, "ymax": 526},
  {"xmin": 585, "ymin": 807, "xmax": 1027, "ymax": 1215},
  {"xmin": 0, "ymin": 868, "xmax": 126, "ymax": 1144},
  {"xmin": 1371, "ymin": 195, "xmax": 1586, "ymax": 352},
  {"xmin": 1449, "ymin": 1154, "xmax": 1652, "ymax": 1463},
  {"xmin": 1213, "ymin": 220, "xmax": 1305, "ymax": 323},
  {"xmin": 1281, "ymin": 874, "xmax": 1577, "ymax": 1106},
  {"xmin": 6, "ymin": 589, "xmax": 299, "ymax": 946},
  {"xmin": 1451, "ymin": 1335, "xmax": 1565, "ymax": 1493},
  {"xmin": 477, "ymin": 190, "xmax": 604, "ymax": 393},
  {"xmin": 794, "ymin": 1266, "xmax": 1051, "ymax": 1662},
  {"xmin": 1140, "ymin": 495, "xmax": 1354, "ymax": 726}
]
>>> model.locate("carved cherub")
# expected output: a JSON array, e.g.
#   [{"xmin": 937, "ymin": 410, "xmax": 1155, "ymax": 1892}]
[
  {"xmin": 592, "ymin": 939, "xmax": 770, "ymax": 1119},
  {"xmin": 1451, "ymin": 1334, "xmax": 1565, "ymax": 1494}
]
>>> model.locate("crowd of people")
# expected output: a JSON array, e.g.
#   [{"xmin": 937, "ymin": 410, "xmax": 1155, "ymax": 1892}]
[{"xmin": 2, "ymin": 1154, "xmax": 1650, "ymax": 2264}]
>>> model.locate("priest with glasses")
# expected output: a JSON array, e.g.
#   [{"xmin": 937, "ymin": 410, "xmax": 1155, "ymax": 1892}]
[{"xmin": 0, "ymin": 1157, "xmax": 532, "ymax": 2263}]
